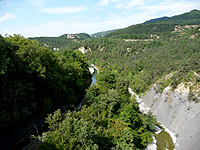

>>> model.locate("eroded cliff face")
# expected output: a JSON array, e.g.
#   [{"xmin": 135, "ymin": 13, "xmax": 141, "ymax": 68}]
[{"xmin": 142, "ymin": 83, "xmax": 200, "ymax": 150}]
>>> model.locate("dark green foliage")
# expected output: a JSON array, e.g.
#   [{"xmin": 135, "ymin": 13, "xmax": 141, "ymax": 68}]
[
  {"xmin": 144, "ymin": 16, "xmax": 169, "ymax": 24},
  {"xmin": 0, "ymin": 35, "xmax": 91, "ymax": 134}
]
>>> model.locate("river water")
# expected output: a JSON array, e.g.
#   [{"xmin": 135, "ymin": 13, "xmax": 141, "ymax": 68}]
[{"xmin": 91, "ymin": 67, "xmax": 97, "ymax": 85}]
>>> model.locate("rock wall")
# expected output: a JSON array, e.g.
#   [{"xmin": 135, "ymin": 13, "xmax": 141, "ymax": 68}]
[{"xmin": 142, "ymin": 83, "xmax": 200, "ymax": 150}]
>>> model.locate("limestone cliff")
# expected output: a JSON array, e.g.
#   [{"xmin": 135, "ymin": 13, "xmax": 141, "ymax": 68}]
[{"xmin": 142, "ymin": 83, "xmax": 200, "ymax": 150}]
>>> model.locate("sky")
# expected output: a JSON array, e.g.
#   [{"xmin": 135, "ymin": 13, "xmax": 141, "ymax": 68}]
[{"xmin": 0, "ymin": 0, "xmax": 200, "ymax": 37}]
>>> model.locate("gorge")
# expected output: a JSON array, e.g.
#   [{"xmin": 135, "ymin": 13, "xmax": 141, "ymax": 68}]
[{"xmin": 1, "ymin": 9, "xmax": 200, "ymax": 150}]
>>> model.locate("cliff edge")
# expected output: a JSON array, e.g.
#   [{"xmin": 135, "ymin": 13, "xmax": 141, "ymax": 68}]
[{"xmin": 142, "ymin": 83, "xmax": 200, "ymax": 150}]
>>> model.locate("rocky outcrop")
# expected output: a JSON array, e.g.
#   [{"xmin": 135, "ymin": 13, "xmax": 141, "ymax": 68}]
[
  {"xmin": 89, "ymin": 67, "xmax": 94, "ymax": 74},
  {"xmin": 78, "ymin": 47, "xmax": 92, "ymax": 54},
  {"xmin": 142, "ymin": 83, "xmax": 200, "ymax": 150}
]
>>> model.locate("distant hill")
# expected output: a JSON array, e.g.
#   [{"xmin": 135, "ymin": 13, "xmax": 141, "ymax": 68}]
[
  {"xmin": 144, "ymin": 16, "xmax": 169, "ymax": 24},
  {"xmin": 105, "ymin": 9, "xmax": 200, "ymax": 39},
  {"xmin": 59, "ymin": 33, "xmax": 91, "ymax": 40},
  {"xmin": 91, "ymin": 29, "xmax": 120, "ymax": 38},
  {"xmin": 145, "ymin": 9, "xmax": 200, "ymax": 25},
  {"xmin": 30, "ymin": 33, "xmax": 91, "ymax": 50}
]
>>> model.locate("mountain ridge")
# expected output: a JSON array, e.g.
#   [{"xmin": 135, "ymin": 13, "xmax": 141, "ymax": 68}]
[
  {"xmin": 91, "ymin": 29, "xmax": 120, "ymax": 38},
  {"xmin": 105, "ymin": 9, "xmax": 200, "ymax": 39}
]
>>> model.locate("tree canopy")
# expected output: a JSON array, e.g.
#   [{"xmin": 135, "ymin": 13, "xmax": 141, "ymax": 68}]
[{"xmin": 0, "ymin": 35, "xmax": 91, "ymax": 141}]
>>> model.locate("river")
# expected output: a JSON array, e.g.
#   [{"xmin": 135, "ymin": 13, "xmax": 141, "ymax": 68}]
[{"xmin": 91, "ymin": 67, "xmax": 97, "ymax": 85}]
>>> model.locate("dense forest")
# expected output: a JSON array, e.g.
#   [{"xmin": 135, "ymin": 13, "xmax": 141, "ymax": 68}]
[
  {"xmin": 81, "ymin": 29, "xmax": 200, "ymax": 96},
  {"xmin": 91, "ymin": 29, "xmax": 120, "ymax": 38},
  {"xmin": 0, "ymin": 35, "xmax": 91, "ymax": 149},
  {"xmin": 38, "ymin": 68, "xmax": 157, "ymax": 149}
]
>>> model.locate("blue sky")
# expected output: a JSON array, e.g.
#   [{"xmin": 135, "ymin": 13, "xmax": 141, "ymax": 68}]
[{"xmin": 0, "ymin": 0, "xmax": 200, "ymax": 37}]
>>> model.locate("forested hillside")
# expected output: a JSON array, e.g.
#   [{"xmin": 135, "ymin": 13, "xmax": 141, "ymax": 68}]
[
  {"xmin": 91, "ymin": 29, "xmax": 120, "ymax": 38},
  {"xmin": 105, "ymin": 9, "xmax": 200, "ymax": 39},
  {"xmin": 80, "ymin": 27, "xmax": 200, "ymax": 96},
  {"xmin": 0, "ymin": 35, "xmax": 91, "ymax": 149},
  {"xmin": 29, "ymin": 33, "xmax": 91, "ymax": 50}
]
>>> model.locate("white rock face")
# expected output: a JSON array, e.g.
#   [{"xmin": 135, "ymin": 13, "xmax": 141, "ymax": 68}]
[
  {"xmin": 129, "ymin": 88, "xmax": 150, "ymax": 114},
  {"xmin": 89, "ymin": 67, "xmax": 94, "ymax": 74},
  {"xmin": 145, "ymin": 136, "xmax": 157, "ymax": 150},
  {"xmin": 142, "ymin": 84, "xmax": 200, "ymax": 150},
  {"xmin": 78, "ymin": 47, "xmax": 86, "ymax": 54},
  {"xmin": 78, "ymin": 47, "xmax": 92, "ymax": 54}
]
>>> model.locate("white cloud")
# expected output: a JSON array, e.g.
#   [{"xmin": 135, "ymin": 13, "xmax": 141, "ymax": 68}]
[
  {"xmin": 96, "ymin": 0, "xmax": 146, "ymax": 8},
  {"xmin": 96, "ymin": 0, "xmax": 119, "ymax": 6},
  {"xmin": 40, "ymin": 6, "xmax": 86, "ymax": 14},
  {"xmin": 96, "ymin": 0, "xmax": 109, "ymax": 6},
  {"xmin": 0, "ymin": 13, "xmax": 16, "ymax": 22},
  {"xmin": 6, "ymin": 2, "xmax": 12, "ymax": 6},
  {"xmin": 138, "ymin": 0, "xmax": 200, "ymax": 17},
  {"xmin": 27, "ymin": 0, "xmax": 46, "ymax": 7},
  {"xmin": 116, "ymin": 0, "xmax": 146, "ymax": 9}
]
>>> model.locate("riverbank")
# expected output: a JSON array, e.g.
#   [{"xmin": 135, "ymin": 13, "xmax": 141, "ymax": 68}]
[{"xmin": 89, "ymin": 64, "xmax": 99, "ymax": 74}]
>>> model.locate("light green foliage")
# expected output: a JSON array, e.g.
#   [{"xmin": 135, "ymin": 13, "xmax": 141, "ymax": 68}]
[
  {"xmin": 40, "ymin": 69, "xmax": 155, "ymax": 149},
  {"xmin": 40, "ymin": 108, "xmax": 101, "ymax": 150},
  {"xmin": 119, "ymin": 103, "xmax": 141, "ymax": 128},
  {"xmin": 45, "ymin": 109, "xmax": 63, "ymax": 130}
]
